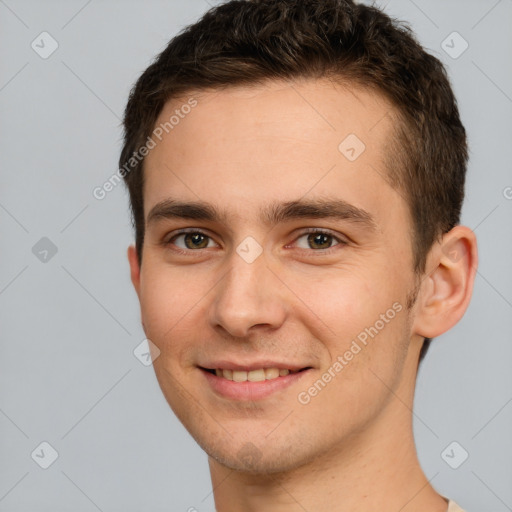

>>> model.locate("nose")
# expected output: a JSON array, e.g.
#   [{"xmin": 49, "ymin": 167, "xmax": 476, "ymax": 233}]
[{"xmin": 208, "ymin": 248, "xmax": 288, "ymax": 339}]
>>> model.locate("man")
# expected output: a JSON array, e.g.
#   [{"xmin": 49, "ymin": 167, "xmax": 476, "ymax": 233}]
[{"xmin": 120, "ymin": 1, "xmax": 477, "ymax": 510}]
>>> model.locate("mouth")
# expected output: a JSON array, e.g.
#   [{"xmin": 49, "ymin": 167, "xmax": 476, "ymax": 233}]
[
  {"xmin": 200, "ymin": 366, "xmax": 310, "ymax": 382},
  {"xmin": 198, "ymin": 365, "xmax": 313, "ymax": 400}
]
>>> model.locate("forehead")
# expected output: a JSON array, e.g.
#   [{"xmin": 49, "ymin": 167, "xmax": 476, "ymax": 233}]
[
  {"xmin": 168, "ymin": 78, "xmax": 395, "ymax": 149},
  {"xmin": 142, "ymin": 78, "xmax": 402, "ymax": 224}
]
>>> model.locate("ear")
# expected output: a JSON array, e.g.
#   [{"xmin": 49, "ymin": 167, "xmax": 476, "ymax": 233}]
[
  {"xmin": 412, "ymin": 226, "xmax": 478, "ymax": 339},
  {"xmin": 127, "ymin": 245, "xmax": 141, "ymax": 299}
]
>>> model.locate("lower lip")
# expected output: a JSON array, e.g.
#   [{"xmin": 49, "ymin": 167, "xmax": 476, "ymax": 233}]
[{"xmin": 200, "ymin": 368, "xmax": 310, "ymax": 401}]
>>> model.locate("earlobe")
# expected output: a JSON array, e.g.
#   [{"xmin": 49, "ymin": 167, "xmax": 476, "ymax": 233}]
[
  {"xmin": 412, "ymin": 226, "xmax": 478, "ymax": 339},
  {"xmin": 127, "ymin": 245, "xmax": 141, "ymax": 299}
]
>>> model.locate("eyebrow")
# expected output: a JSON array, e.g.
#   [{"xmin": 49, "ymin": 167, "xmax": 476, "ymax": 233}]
[{"xmin": 146, "ymin": 197, "xmax": 376, "ymax": 231}]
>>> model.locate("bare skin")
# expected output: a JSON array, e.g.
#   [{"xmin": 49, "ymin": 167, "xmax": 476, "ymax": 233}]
[{"xmin": 127, "ymin": 78, "xmax": 477, "ymax": 511}]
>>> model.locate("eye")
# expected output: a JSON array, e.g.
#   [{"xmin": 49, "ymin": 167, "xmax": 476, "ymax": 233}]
[
  {"xmin": 167, "ymin": 230, "xmax": 217, "ymax": 251},
  {"xmin": 293, "ymin": 229, "xmax": 345, "ymax": 251},
  {"xmin": 164, "ymin": 228, "xmax": 346, "ymax": 254}
]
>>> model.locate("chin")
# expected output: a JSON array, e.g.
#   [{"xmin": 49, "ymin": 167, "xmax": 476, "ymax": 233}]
[
  {"xmin": 201, "ymin": 433, "xmax": 325, "ymax": 475},
  {"xmin": 209, "ymin": 449, "xmax": 305, "ymax": 475}
]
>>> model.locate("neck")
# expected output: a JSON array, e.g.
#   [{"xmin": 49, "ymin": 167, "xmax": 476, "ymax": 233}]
[{"xmin": 208, "ymin": 347, "xmax": 448, "ymax": 512}]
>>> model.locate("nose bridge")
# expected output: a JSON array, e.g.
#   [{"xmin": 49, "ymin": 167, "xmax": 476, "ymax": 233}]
[{"xmin": 209, "ymin": 247, "xmax": 286, "ymax": 338}]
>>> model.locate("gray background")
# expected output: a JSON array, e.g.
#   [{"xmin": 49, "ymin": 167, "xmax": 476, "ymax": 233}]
[{"xmin": 1, "ymin": 0, "xmax": 511, "ymax": 510}]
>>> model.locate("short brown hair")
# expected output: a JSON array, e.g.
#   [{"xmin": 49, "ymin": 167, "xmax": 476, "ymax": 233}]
[{"xmin": 119, "ymin": 0, "xmax": 468, "ymax": 361}]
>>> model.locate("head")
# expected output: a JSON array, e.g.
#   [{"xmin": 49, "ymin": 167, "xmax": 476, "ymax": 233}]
[{"xmin": 121, "ymin": 0, "xmax": 476, "ymax": 474}]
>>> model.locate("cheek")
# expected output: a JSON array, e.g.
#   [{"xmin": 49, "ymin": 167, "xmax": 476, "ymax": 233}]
[
  {"xmin": 289, "ymin": 266, "xmax": 403, "ymax": 344},
  {"xmin": 138, "ymin": 263, "xmax": 201, "ymax": 348},
  {"xmin": 295, "ymin": 306, "xmax": 411, "ymax": 436},
  {"xmin": 290, "ymin": 267, "xmax": 410, "ymax": 393}
]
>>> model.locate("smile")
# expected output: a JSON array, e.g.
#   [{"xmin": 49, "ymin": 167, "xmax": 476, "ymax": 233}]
[
  {"xmin": 199, "ymin": 366, "xmax": 312, "ymax": 400},
  {"xmin": 210, "ymin": 367, "xmax": 300, "ymax": 382}
]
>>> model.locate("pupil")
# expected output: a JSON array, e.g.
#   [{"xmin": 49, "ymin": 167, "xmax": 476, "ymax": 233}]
[
  {"xmin": 308, "ymin": 233, "xmax": 331, "ymax": 249},
  {"xmin": 186, "ymin": 233, "xmax": 207, "ymax": 249}
]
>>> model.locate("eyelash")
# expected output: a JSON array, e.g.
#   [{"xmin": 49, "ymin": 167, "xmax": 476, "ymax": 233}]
[{"xmin": 164, "ymin": 228, "xmax": 347, "ymax": 256}]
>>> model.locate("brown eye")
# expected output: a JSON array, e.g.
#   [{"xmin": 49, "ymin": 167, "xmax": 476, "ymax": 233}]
[
  {"xmin": 184, "ymin": 233, "xmax": 209, "ymax": 249},
  {"xmin": 307, "ymin": 232, "xmax": 334, "ymax": 249},
  {"xmin": 294, "ymin": 230, "xmax": 343, "ymax": 250},
  {"xmin": 170, "ymin": 232, "xmax": 215, "ymax": 250}
]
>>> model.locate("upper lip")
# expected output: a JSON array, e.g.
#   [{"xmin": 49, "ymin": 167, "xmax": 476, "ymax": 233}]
[{"xmin": 199, "ymin": 360, "xmax": 312, "ymax": 372}]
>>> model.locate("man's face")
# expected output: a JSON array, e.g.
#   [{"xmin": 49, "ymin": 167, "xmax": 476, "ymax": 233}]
[{"xmin": 129, "ymin": 78, "xmax": 423, "ymax": 473}]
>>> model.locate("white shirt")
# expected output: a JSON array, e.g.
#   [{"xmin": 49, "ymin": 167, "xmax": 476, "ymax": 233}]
[{"xmin": 447, "ymin": 499, "xmax": 465, "ymax": 511}]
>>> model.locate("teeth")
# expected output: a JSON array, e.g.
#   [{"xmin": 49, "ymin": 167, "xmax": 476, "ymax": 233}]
[
  {"xmin": 265, "ymin": 368, "xmax": 280, "ymax": 380},
  {"xmin": 232, "ymin": 370, "xmax": 247, "ymax": 382},
  {"xmin": 248, "ymin": 369, "xmax": 266, "ymax": 382},
  {"xmin": 214, "ymin": 367, "xmax": 296, "ymax": 381}
]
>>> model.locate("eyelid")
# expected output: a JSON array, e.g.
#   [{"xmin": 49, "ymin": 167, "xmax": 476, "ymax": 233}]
[
  {"xmin": 288, "ymin": 228, "xmax": 347, "ymax": 250},
  {"xmin": 164, "ymin": 227, "xmax": 347, "ymax": 254},
  {"xmin": 166, "ymin": 227, "xmax": 215, "ymax": 240},
  {"xmin": 164, "ymin": 228, "xmax": 220, "ymax": 251}
]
